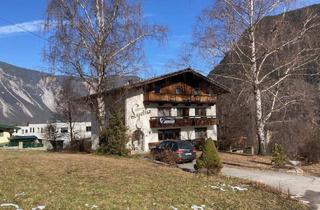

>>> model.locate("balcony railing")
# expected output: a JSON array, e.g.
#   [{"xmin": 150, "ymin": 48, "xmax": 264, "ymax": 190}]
[
  {"xmin": 144, "ymin": 92, "xmax": 216, "ymax": 104},
  {"xmin": 149, "ymin": 116, "xmax": 218, "ymax": 128}
]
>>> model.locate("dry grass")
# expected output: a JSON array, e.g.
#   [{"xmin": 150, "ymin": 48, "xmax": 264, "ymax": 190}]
[
  {"xmin": 0, "ymin": 151, "xmax": 307, "ymax": 210},
  {"xmin": 301, "ymin": 163, "xmax": 320, "ymax": 176},
  {"xmin": 220, "ymin": 152, "xmax": 320, "ymax": 176},
  {"xmin": 220, "ymin": 152, "xmax": 273, "ymax": 169}
]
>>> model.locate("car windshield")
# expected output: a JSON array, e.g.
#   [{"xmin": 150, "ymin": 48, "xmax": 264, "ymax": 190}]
[{"xmin": 177, "ymin": 141, "xmax": 193, "ymax": 149}]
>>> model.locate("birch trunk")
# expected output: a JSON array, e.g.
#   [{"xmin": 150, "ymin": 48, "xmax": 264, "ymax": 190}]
[
  {"xmin": 92, "ymin": 94, "xmax": 106, "ymax": 150},
  {"xmin": 249, "ymin": 0, "xmax": 266, "ymax": 155},
  {"xmin": 254, "ymin": 86, "xmax": 267, "ymax": 154}
]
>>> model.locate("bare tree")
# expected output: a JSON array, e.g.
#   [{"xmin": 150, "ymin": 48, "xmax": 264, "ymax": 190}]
[
  {"xmin": 56, "ymin": 77, "xmax": 83, "ymax": 146},
  {"xmin": 194, "ymin": 1, "xmax": 320, "ymax": 154},
  {"xmin": 45, "ymin": 0, "xmax": 166, "ymax": 150},
  {"xmin": 44, "ymin": 122, "xmax": 63, "ymax": 151}
]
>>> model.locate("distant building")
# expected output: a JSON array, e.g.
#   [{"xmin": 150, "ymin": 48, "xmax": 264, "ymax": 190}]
[
  {"xmin": 0, "ymin": 124, "xmax": 19, "ymax": 146},
  {"xmin": 87, "ymin": 68, "xmax": 229, "ymax": 152},
  {"xmin": 9, "ymin": 135, "xmax": 42, "ymax": 148},
  {"xmin": 14, "ymin": 122, "xmax": 92, "ymax": 148}
]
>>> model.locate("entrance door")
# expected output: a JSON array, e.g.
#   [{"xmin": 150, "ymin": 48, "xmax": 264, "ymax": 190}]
[{"xmin": 132, "ymin": 130, "xmax": 144, "ymax": 151}]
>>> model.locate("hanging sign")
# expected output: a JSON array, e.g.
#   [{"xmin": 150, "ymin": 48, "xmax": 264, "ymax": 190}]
[{"xmin": 159, "ymin": 117, "xmax": 175, "ymax": 124}]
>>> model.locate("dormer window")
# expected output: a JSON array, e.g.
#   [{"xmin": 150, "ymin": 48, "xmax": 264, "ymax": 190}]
[
  {"xmin": 193, "ymin": 88, "xmax": 200, "ymax": 95},
  {"xmin": 176, "ymin": 87, "xmax": 183, "ymax": 94},
  {"xmin": 155, "ymin": 84, "xmax": 161, "ymax": 94}
]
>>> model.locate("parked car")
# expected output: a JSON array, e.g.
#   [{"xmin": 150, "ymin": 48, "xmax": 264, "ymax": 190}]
[{"xmin": 151, "ymin": 140, "xmax": 196, "ymax": 163}]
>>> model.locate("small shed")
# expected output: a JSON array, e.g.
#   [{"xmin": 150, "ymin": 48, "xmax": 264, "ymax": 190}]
[{"xmin": 9, "ymin": 135, "xmax": 43, "ymax": 148}]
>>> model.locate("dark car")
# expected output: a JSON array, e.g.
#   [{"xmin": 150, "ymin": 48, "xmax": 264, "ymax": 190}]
[{"xmin": 151, "ymin": 140, "xmax": 196, "ymax": 163}]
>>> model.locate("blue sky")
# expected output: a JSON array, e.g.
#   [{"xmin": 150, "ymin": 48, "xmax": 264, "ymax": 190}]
[{"xmin": 0, "ymin": 0, "xmax": 319, "ymax": 78}]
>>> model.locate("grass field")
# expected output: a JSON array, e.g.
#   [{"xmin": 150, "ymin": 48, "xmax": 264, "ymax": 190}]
[{"xmin": 0, "ymin": 151, "xmax": 307, "ymax": 210}]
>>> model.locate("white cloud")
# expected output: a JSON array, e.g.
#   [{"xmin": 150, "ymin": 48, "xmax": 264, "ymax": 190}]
[{"xmin": 0, "ymin": 20, "xmax": 44, "ymax": 35}]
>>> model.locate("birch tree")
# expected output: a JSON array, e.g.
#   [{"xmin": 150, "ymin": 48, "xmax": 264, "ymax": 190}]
[
  {"xmin": 45, "ymin": 0, "xmax": 166, "ymax": 150},
  {"xmin": 194, "ymin": 1, "xmax": 320, "ymax": 154}
]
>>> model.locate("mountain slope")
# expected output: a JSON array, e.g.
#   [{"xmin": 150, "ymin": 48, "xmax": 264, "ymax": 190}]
[
  {"xmin": 0, "ymin": 62, "xmax": 66, "ymax": 124},
  {"xmin": 0, "ymin": 61, "xmax": 140, "ymax": 125}
]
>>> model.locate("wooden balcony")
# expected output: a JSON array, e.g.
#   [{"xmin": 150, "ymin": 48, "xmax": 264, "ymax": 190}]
[
  {"xmin": 149, "ymin": 116, "xmax": 218, "ymax": 128},
  {"xmin": 144, "ymin": 92, "xmax": 216, "ymax": 104}
]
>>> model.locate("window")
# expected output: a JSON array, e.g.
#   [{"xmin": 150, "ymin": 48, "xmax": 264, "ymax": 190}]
[
  {"xmin": 177, "ymin": 108, "xmax": 189, "ymax": 117},
  {"xmin": 154, "ymin": 84, "xmax": 161, "ymax": 93},
  {"xmin": 195, "ymin": 107, "xmax": 207, "ymax": 117},
  {"xmin": 61, "ymin": 127, "xmax": 69, "ymax": 133},
  {"xmin": 41, "ymin": 128, "xmax": 44, "ymax": 133},
  {"xmin": 158, "ymin": 108, "xmax": 171, "ymax": 117},
  {"xmin": 175, "ymin": 87, "xmax": 183, "ymax": 94},
  {"xmin": 192, "ymin": 88, "xmax": 201, "ymax": 95},
  {"xmin": 25, "ymin": 129, "xmax": 28, "ymax": 134},
  {"xmin": 195, "ymin": 127, "xmax": 207, "ymax": 139},
  {"xmin": 158, "ymin": 129, "xmax": 181, "ymax": 141},
  {"xmin": 86, "ymin": 126, "xmax": 91, "ymax": 132},
  {"xmin": 21, "ymin": 130, "xmax": 24, "ymax": 134}
]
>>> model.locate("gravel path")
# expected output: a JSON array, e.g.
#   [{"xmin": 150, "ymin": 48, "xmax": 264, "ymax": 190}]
[{"xmin": 178, "ymin": 162, "xmax": 320, "ymax": 209}]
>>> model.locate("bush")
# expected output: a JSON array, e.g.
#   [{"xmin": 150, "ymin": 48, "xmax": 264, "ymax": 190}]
[
  {"xmin": 153, "ymin": 150, "xmax": 177, "ymax": 165},
  {"xmin": 194, "ymin": 138, "xmax": 223, "ymax": 175},
  {"xmin": 97, "ymin": 113, "xmax": 130, "ymax": 156},
  {"xmin": 65, "ymin": 139, "xmax": 92, "ymax": 153},
  {"xmin": 299, "ymin": 128, "xmax": 320, "ymax": 163},
  {"xmin": 271, "ymin": 143, "xmax": 286, "ymax": 168}
]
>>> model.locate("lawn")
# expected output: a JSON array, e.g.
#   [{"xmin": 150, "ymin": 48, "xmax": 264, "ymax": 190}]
[{"xmin": 0, "ymin": 151, "xmax": 307, "ymax": 210}]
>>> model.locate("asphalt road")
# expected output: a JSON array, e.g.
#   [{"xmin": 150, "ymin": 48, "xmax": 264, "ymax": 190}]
[{"xmin": 178, "ymin": 161, "xmax": 320, "ymax": 210}]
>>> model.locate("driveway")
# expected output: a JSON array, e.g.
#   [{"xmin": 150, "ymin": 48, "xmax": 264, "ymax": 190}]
[{"xmin": 178, "ymin": 161, "xmax": 320, "ymax": 210}]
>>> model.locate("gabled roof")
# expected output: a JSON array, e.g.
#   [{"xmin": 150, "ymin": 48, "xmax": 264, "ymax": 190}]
[
  {"xmin": 88, "ymin": 68, "xmax": 230, "ymax": 99},
  {"xmin": 131, "ymin": 68, "xmax": 230, "ymax": 92},
  {"xmin": 10, "ymin": 135, "xmax": 38, "ymax": 142},
  {"xmin": 0, "ymin": 123, "xmax": 20, "ymax": 131}
]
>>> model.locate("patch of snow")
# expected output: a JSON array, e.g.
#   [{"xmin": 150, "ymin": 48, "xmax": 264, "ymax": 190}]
[
  {"xmin": 209, "ymin": 185, "xmax": 226, "ymax": 191},
  {"xmin": 15, "ymin": 192, "xmax": 26, "ymax": 197},
  {"xmin": 191, "ymin": 204, "xmax": 205, "ymax": 210},
  {"xmin": 85, "ymin": 203, "xmax": 98, "ymax": 209},
  {"xmin": 0, "ymin": 203, "xmax": 22, "ymax": 210},
  {"xmin": 32, "ymin": 205, "xmax": 46, "ymax": 210},
  {"xmin": 207, "ymin": 184, "xmax": 248, "ymax": 192},
  {"xmin": 288, "ymin": 160, "xmax": 301, "ymax": 167},
  {"xmin": 230, "ymin": 186, "xmax": 248, "ymax": 191},
  {"xmin": 291, "ymin": 195, "xmax": 310, "ymax": 205}
]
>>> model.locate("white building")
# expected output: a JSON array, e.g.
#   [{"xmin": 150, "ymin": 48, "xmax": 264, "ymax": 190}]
[
  {"xmin": 89, "ymin": 68, "xmax": 229, "ymax": 152},
  {"xmin": 14, "ymin": 122, "xmax": 91, "ymax": 148}
]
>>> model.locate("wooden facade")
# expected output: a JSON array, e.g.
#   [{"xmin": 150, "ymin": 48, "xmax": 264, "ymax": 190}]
[
  {"xmin": 143, "ymin": 70, "xmax": 218, "ymax": 105},
  {"xmin": 144, "ymin": 92, "xmax": 216, "ymax": 104}
]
